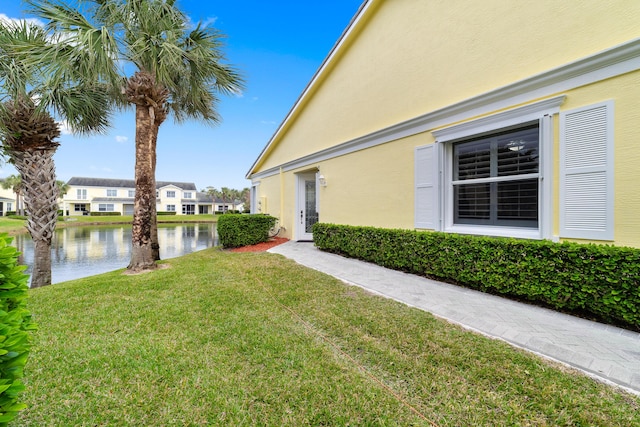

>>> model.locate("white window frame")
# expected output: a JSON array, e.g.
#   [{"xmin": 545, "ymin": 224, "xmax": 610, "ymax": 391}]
[
  {"xmin": 128, "ymin": 190, "xmax": 135, "ymax": 198},
  {"xmin": 166, "ymin": 204, "xmax": 176, "ymax": 212},
  {"xmin": 166, "ymin": 190, "xmax": 176, "ymax": 198},
  {"xmin": 106, "ymin": 189, "xmax": 117, "ymax": 197},
  {"xmin": 98, "ymin": 203, "xmax": 114, "ymax": 212},
  {"xmin": 183, "ymin": 191, "xmax": 192, "ymax": 199},
  {"xmin": 77, "ymin": 188, "xmax": 87, "ymax": 200},
  {"xmin": 427, "ymin": 96, "xmax": 564, "ymax": 240}
]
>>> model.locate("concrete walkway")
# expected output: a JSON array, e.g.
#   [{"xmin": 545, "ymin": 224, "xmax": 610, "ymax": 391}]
[{"xmin": 268, "ymin": 241, "xmax": 640, "ymax": 395}]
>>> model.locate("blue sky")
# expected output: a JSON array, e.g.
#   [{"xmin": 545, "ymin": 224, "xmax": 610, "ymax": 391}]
[{"xmin": 0, "ymin": 1, "xmax": 364, "ymax": 191}]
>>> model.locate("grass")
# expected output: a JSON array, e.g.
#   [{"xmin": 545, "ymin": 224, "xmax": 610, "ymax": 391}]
[{"xmin": 17, "ymin": 249, "xmax": 640, "ymax": 426}]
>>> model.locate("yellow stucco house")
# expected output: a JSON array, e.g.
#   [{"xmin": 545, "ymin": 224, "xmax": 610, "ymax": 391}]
[
  {"xmin": 246, "ymin": 0, "xmax": 640, "ymax": 248},
  {"xmin": 64, "ymin": 177, "xmax": 209, "ymax": 216}
]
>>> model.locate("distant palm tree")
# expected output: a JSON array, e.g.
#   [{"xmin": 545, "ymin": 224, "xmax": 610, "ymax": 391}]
[
  {"xmin": 240, "ymin": 187, "xmax": 250, "ymax": 212},
  {"xmin": 229, "ymin": 188, "xmax": 241, "ymax": 213},
  {"xmin": 55, "ymin": 179, "xmax": 70, "ymax": 199},
  {"xmin": 30, "ymin": 0, "xmax": 243, "ymax": 272},
  {"xmin": 0, "ymin": 20, "xmax": 111, "ymax": 288},
  {"xmin": 204, "ymin": 186, "xmax": 220, "ymax": 214},
  {"xmin": 1, "ymin": 174, "xmax": 24, "ymax": 216},
  {"xmin": 220, "ymin": 187, "xmax": 233, "ymax": 213}
]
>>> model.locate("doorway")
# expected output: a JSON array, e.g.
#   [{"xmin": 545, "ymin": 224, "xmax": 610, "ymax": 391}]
[{"xmin": 296, "ymin": 172, "xmax": 319, "ymax": 241}]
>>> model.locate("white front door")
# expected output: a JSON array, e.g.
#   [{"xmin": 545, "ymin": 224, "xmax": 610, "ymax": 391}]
[{"xmin": 296, "ymin": 173, "xmax": 319, "ymax": 241}]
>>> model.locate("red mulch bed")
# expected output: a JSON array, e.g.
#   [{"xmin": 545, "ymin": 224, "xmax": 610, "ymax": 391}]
[{"xmin": 229, "ymin": 237, "xmax": 289, "ymax": 253}]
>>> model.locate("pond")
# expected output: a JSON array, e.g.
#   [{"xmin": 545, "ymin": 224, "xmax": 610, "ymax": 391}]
[{"xmin": 12, "ymin": 223, "xmax": 218, "ymax": 285}]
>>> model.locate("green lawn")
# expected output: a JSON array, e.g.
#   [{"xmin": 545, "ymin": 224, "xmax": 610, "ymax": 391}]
[
  {"xmin": 18, "ymin": 248, "xmax": 639, "ymax": 426},
  {"xmin": 0, "ymin": 217, "xmax": 28, "ymax": 234}
]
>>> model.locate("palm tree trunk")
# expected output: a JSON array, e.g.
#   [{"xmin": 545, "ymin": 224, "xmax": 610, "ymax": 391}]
[
  {"xmin": 128, "ymin": 104, "xmax": 158, "ymax": 271},
  {"xmin": 150, "ymin": 120, "xmax": 160, "ymax": 261},
  {"xmin": 11, "ymin": 148, "xmax": 58, "ymax": 288}
]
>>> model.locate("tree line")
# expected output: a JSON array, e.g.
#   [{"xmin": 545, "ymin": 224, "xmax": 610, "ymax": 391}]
[{"xmin": 202, "ymin": 186, "xmax": 250, "ymax": 213}]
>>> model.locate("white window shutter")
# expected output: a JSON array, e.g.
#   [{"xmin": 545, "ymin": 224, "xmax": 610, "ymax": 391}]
[
  {"xmin": 560, "ymin": 101, "xmax": 614, "ymax": 240},
  {"xmin": 415, "ymin": 144, "xmax": 439, "ymax": 229}
]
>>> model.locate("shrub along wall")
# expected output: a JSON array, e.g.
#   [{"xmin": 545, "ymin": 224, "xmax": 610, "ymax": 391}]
[
  {"xmin": 0, "ymin": 234, "xmax": 35, "ymax": 425},
  {"xmin": 89, "ymin": 212, "xmax": 121, "ymax": 216},
  {"xmin": 218, "ymin": 214, "xmax": 277, "ymax": 248},
  {"xmin": 313, "ymin": 223, "xmax": 640, "ymax": 330}
]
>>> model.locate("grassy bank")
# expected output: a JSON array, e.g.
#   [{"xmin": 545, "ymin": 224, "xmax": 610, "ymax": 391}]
[{"xmin": 17, "ymin": 249, "xmax": 639, "ymax": 426}]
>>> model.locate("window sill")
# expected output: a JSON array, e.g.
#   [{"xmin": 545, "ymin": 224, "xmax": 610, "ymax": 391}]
[{"xmin": 444, "ymin": 224, "xmax": 541, "ymax": 240}]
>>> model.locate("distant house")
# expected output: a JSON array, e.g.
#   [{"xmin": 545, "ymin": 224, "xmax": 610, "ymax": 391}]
[
  {"xmin": 0, "ymin": 187, "xmax": 15, "ymax": 216},
  {"xmin": 63, "ymin": 177, "xmax": 208, "ymax": 216},
  {"xmin": 246, "ymin": 0, "xmax": 640, "ymax": 248}
]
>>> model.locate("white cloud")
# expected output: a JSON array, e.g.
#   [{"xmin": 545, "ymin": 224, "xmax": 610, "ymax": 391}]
[
  {"xmin": 57, "ymin": 121, "xmax": 73, "ymax": 135},
  {"xmin": 89, "ymin": 166, "xmax": 114, "ymax": 173},
  {"xmin": 202, "ymin": 16, "xmax": 218, "ymax": 28},
  {"xmin": 115, "ymin": 135, "xmax": 129, "ymax": 143},
  {"xmin": 0, "ymin": 13, "xmax": 45, "ymax": 28}
]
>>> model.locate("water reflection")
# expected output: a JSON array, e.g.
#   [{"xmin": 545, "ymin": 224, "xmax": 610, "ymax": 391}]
[{"xmin": 12, "ymin": 223, "xmax": 217, "ymax": 285}]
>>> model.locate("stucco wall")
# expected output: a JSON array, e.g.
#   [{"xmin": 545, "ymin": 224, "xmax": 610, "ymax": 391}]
[{"xmin": 256, "ymin": 0, "xmax": 640, "ymax": 172}]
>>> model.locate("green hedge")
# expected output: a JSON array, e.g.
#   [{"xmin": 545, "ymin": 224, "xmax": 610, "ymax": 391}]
[
  {"xmin": 0, "ymin": 234, "xmax": 35, "ymax": 425},
  {"xmin": 88, "ymin": 212, "xmax": 121, "ymax": 217},
  {"xmin": 218, "ymin": 214, "xmax": 277, "ymax": 248},
  {"xmin": 313, "ymin": 223, "xmax": 640, "ymax": 330}
]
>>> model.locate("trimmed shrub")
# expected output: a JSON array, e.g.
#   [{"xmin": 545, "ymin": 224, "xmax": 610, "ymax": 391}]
[
  {"xmin": 0, "ymin": 234, "xmax": 35, "ymax": 425},
  {"xmin": 89, "ymin": 212, "xmax": 121, "ymax": 216},
  {"xmin": 218, "ymin": 214, "xmax": 277, "ymax": 248},
  {"xmin": 4, "ymin": 213, "xmax": 16, "ymax": 218},
  {"xmin": 157, "ymin": 212, "xmax": 175, "ymax": 216},
  {"xmin": 313, "ymin": 223, "xmax": 640, "ymax": 330}
]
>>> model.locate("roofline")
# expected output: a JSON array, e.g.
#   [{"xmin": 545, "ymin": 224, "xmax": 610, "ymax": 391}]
[{"xmin": 245, "ymin": 0, "xmax": 373, "ymax": 179}]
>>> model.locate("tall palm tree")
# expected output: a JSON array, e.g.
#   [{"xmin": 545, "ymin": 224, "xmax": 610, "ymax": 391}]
[
  {"xmin": 1, "ymin": 174, "xmax": 24, "ymax": 216},
  {"xmin": 0, "ymin": 20, "xmax": 111, "ymax": 288},
  {"xmin": 29, "ymin": 0, "xmax": 243, "ymax": 272}
]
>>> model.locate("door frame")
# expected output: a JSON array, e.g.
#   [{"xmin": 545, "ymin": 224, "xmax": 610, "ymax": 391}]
[{"xmin": 295, "ymin": 171, "xmax": 319, "ymax": 241}]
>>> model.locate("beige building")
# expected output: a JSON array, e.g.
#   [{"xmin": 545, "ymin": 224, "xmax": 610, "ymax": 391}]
[
  {"xmin": 0, "ymin": 186, "xmax": 15, "ymax": 216},
  {"xmin": 63, "ymin": 177, "xmax": 211, "ymax": 216}
]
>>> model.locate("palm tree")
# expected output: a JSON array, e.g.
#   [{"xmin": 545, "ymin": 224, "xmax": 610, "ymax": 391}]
[
  {"xmin": 228, "ymin": 188, "xmax": 241, "ymax": 213},
  {"xmin": 56, "ymin": 179, "xmax": 70, "ymax": 215},
  {"xmin": 29, "ymin": 0, "xmax": 243, "ymax": 272},
  {"xmin": 1, "ymin": 174, "xmax": 24, "ymax": 216},
  {"xmin": 203, "ymin": 186, "xmax": 219, "ymax": 214},
  {"xmin": 240, "ymin": 187, "xmax": 250, "ymax": 212},
  {"xmin": 220, "ymin": 187, "xmax": 232, "ymax": 213},
  {"xmin": 0, "ymin": 20, "xmax": 111, "ymax": 288}
]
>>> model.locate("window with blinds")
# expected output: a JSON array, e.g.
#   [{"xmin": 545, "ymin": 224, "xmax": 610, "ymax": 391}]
[{"xmin": 453, "ymin": 124, "xmax": 539, "ymax": 227}]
